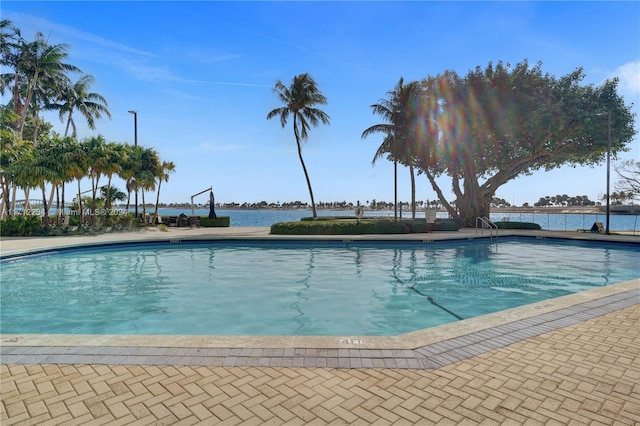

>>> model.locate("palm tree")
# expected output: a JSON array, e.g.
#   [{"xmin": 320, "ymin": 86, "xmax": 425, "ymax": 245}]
[
  {"xmin": 267, "ymin": 73, "xmax": 330, "ymax": 219},
  {"xmin": 83, "ymin": 135, "xmax": 108, "ymax": 223},
  {"xmin": 51, "ymin": 73, "xmax": 111, "ymax": 138},
  {"xmin": 14, "ymin": 32, "xmax": 79, "ymax": 139},
  {"xmin": 101, "ymin": 142, "xmax": 123, "ymax": 210},
  {"xmin": 362, "ymin": 77, "xmax": 420, "ymax": 219},
  {"xmin": 2, "ymin": 139, "xmax": 35, "ymax": 218},
  {"xmin": 117, "ymin": 143, "xmax": 137, "ymax": 213},
  {"xmin": 134, "ymin": 147, "xmax": 161, "ymax": 224},
  {"xmin": 50, "ymin": 135, "xmax": 82, "ymax": 223},
  {"xmin": 99, "ymin": 186, "xmax": 126, "ymax": 208},
  {"xmin": 66, "ymin": 138, "xmax": 88, "ymax": 223},
  {"xmin": 31, "ymin": 137, "xmax": 61, "ymax": 224},
  {"xmin": 154, "ymin": 160, "xmax": 175, "ymax": 216}
]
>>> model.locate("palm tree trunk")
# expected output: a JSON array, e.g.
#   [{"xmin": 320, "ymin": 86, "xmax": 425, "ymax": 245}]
[
  {"xmin": 60, "ymin": 183, "xmax": 65, "ymax": 225},
  {"xmin": 293, "ymin": 117, "xmax": 317, "ymax": 218},
  {"xmin": 10, "ymin": 185, "xmax": 18, "ymax": 218},
  {"xmin": 41, "ymin": 183, "xmax": 49, "ymax": 224},
  {"xmin": 155, "ymin": 180, "xmax": 162, "ymax": 215},
  {"xmin": 409, "ymin": 164, "xmax": 416, "ymax": 219},
  {"xmin": 105, "ymin": 176, "xmax": 113, "ymax": 209},
  {"xmin": 125, "ymin": 179, "xmax": 133, "ymax": 213},
  {"xmin": 47, "ymin": 185, "xmax": 55, "ymax": 213},
  {"xmin": 141, "ymin": 190, "xmax": 147, "ymax": 226},
  {"xmin": 77, "ymin": 179, "xmax": 83, "ymax": 224},
  {"xmin": 64, "ymin": 111, "xmax": 73, "ymax": 137}
]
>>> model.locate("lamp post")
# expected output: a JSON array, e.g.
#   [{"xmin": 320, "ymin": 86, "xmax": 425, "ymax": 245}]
[
  {"xmin": 596, "ymin": 111, "xmax": 611, "ymax": 235},
  {"xmin": 128, "ymin": 110, "xmax": 138, "ymax": 218}
]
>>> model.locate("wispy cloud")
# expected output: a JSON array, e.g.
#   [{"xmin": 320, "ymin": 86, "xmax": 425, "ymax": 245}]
[
  {"xmin": 6, "ymin": 11, "xmax": 270, "ymax": 89},
  {"xmin": 196, "ymin": 141, "xmax": 244, "ymax": 153},
  {"xmin": 233, "ymin": 26, "xmax": 393, "ymax": 80},
  {"xmin": 6, "ymin": 11, "xmax": 155, "ymax": 58},
  {"xmin": 181, "ymin": 47, "xmax": 244, "ymax": 64}
]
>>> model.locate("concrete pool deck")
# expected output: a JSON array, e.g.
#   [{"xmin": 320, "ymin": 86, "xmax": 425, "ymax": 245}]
[{"xmin": 1, "ymin": 227, "xmax": 639, "ymax": 424}]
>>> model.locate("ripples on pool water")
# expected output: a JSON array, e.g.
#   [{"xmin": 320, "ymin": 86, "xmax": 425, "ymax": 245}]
[{"xmin": 1, "ymin": 239, "xmax": 638, "ymax": 336}]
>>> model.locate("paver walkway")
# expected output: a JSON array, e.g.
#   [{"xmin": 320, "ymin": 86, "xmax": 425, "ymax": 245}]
[{"xmin": 2, "ymin": 303, "xmax": 638, "ymax": 425}]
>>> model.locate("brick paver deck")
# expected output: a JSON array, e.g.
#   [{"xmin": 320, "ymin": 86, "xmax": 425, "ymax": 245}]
[{"xmin": 2, "ymin": 302, "xmax": 638, "ymax": 425}]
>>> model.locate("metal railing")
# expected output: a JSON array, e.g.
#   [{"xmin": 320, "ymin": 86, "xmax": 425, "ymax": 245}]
[{"xmin": 476, "ymin": 216, "xmax": 498, "ymax": 241}]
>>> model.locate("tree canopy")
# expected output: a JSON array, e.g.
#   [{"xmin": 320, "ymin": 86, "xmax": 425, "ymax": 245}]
[
  {"xmin": 399, "ymin": 60, "xmax": 636, "ymax": 226},
  {"xmin": 0, "ymin": 20, "xmax": 173, "ymax": 224}
]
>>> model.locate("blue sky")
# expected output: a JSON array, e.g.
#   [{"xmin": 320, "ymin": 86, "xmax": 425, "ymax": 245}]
[{"xmin": 3, "ymin": 1, "xmax": 639, "ymax": 207}]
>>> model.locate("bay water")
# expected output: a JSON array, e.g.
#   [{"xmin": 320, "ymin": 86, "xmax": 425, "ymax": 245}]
[{"xmin": 158, "ymin": 208, "xmax": 640, "ymax": 232}]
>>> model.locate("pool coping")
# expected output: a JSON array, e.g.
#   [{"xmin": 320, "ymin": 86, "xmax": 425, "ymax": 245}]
[{"xmin": 1, "ymin": 228, "xmax": 639, "ymax": 369}]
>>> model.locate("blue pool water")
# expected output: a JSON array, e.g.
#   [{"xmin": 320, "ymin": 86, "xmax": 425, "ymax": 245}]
[{"xmin": 1, "ymin": 238, "xmax": 638, "ymax": 336}]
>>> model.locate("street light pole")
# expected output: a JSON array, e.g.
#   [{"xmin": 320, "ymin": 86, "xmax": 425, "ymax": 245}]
[
  {"xmin": 595, "ymin": 110, "xmax": 612, "ymax": 235},
  {"xmin": 128, "ymin": 110, "xmax": 138, "ymax": 218},
  {"xmin": 605, "ymin": 110, "xmax": 611, "ymax": 235}
]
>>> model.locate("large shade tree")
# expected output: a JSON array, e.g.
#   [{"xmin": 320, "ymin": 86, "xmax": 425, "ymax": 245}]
[
  {"xmin": 414, "ymin": 60, "xmax": 636, "ymax": 226},
  {"xmin": 267, "ymin": 73, "xmax": 330, "ymax": 219}
]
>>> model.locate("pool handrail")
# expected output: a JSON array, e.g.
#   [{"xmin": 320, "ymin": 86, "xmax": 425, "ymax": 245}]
[{"xmin": 476, "ymin": 216, "xmax": 498, "ymax": 241}]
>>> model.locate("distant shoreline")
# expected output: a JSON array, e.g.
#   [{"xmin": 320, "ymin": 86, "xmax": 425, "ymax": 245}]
[{"xmin": 150, "ymin": 205, "xmax": 639, "ymax": 215}]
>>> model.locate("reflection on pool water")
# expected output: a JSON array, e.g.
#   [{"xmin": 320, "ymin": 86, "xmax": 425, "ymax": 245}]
[{"xmin": 1, "ymin": 238, "xmax": 638, "ymax": 336}]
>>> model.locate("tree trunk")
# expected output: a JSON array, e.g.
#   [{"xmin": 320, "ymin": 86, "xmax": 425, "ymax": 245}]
[
  {"xmin": 141, "ymin": 190, "xmax": 147, "ymax": 226},
  {"xmin": 457, "ymin": 185, "xmax": 492, "ymax": 227},
  {"xmin": 409, "ymin": 164, "xmax": 416, "ymax": 219},
  {"xmin": 47, "ymin": 184, "xmax": 55, "ymax": 213},
  {"xmin": 60, "ymin": 183, "xmax": 65, "ymax": 225},
  {"xmin": 125, "ymin": 179, "xmax": 133, "ymax": 213},
  {"xmin": 155, "ymin": 180, "xmax": 162, "ymax": 215},
  {"xmin": 293, "ymin": 117, "xmax": 317, "ymax": 218},
  {"xmin": 10, "ymin": 185, "xmax": 18, "ymax": 218},
  {"xmin": 41, "ymin": 183, "xmax": 50, "ymax": 225},
  {"xmin": 77, "ymin": 179, "xmax": 83, "ymax": 225}
]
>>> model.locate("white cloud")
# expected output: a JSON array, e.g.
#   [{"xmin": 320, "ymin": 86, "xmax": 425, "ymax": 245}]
[{"xmin": 609, "ymin": 59, "xmax": 640, "ymax": 98}]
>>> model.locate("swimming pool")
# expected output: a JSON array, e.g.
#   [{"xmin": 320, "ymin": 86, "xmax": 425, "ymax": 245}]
[{"xmin": 1, "ymin": 237, "xmax": 638, "ymax": 336}]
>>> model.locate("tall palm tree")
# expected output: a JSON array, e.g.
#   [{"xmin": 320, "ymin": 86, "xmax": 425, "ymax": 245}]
[
  {"xmin": 362, "ymin": 77, "xmax": 420, "ymax": 219},
  {"xmin": 267, "ymin": 73, "xmax": 330, "ymax": 219},
  {"xmin": 51, "ymin": 73, "xmax": 111, "ymax": 138},
  {"xmin": 154, "ymin": 160, "xmax": 175, "ymax": 216},
  {"xmin": 14, "ymin": 32, "xmax": 79, "ymax": 138}
]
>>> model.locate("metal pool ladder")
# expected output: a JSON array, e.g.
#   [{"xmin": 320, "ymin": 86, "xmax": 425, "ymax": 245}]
[{"xmin": 476, "ymin": 216, "xmax": 498, "ymax": 242}]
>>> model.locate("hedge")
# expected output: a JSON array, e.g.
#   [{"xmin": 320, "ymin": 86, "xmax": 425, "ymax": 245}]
[
  {"xmin": 199, "ymin": 216, "xmax": 231, "ymax": 227},
  {"xmin": 270, "ymin": 218, "xmax": 459, "ymax": 235},
  {"xmin": 494, "ymin": 221, "xmax": 541, "ymax": 230}
]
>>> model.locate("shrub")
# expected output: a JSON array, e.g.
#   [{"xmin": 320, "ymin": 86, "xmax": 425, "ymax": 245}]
[
  {"xmin": 0, "ymin": 216, "xmax": 46, "ymax": 236},
  {"xmin": 494, "ymin": 221, "xmax": 541, "ymax": 230},
  {"xmin": 270, "ymin": 218, "xmax": 459, "ymax": 235},
  {"xmin": 199, "ymin": 216, "xmax": 230, "ymax": 227}
]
